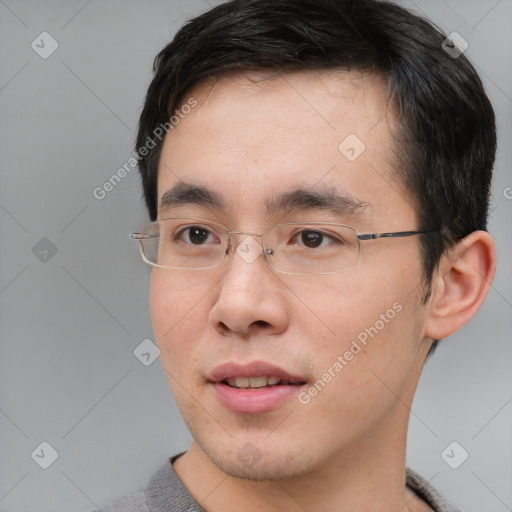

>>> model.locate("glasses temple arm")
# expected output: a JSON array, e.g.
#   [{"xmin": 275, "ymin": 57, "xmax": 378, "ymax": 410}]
[{"xmin": 357, "ymin": 230, "xmax": 434, "ymax": 241}]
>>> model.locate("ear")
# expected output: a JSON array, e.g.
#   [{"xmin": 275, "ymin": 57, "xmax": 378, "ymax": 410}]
[{"xmin": 424, "ymin": 230, "xmax": 496, "ymax": 341}]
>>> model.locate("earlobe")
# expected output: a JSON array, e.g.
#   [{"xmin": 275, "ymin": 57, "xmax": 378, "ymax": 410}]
[{"xmin": 424, "ymin": 231, "xmax": 496, "ymax": 341}]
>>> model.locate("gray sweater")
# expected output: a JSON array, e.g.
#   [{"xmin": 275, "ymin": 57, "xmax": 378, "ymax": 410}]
[{"xmin": 95, "ymin": 454, "xmax": 461, "ymax": 512}]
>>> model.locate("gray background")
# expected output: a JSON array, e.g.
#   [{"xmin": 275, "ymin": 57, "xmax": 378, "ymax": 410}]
[{"xmin": 0, "ymin": 0, "xmax": 510, "ymax": 510}]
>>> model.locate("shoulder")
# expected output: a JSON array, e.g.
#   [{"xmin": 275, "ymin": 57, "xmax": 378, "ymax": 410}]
[
  {"xmin": 92, "ymin": 490, "xmax": 148, "ymax": 512},
  {"xmin": 406, "ymin": 467, "xmax": 462, "ymax": 512},
  {"xmin": 93, "ymin": 454, "xmax": 204, "ymax": 512}
]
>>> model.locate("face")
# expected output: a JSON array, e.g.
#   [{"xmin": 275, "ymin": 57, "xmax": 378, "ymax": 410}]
[{"xmin": 150, "ymin": 70, "xmax": 433, "ymax": 480}]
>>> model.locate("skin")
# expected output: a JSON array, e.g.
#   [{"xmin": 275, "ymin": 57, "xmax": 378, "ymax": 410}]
[{"xmin": 148, "ymin": 70, "xmax": 496, "ymax": 511}]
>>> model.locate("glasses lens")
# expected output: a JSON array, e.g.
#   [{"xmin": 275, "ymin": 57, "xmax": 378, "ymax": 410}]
[
  {"xmin": 139, "ymin": 218, "xmax": 228, "ymax": 269},
  {"xmin": 266, "ymin": 223, "xmax": 360, "ymax": 275},
  {"xmin": 135, "ymin": 219, "xmax": 360, "ymax": 274}
]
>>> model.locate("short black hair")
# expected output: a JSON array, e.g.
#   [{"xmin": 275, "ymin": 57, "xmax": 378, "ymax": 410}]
[{"xmin": 136, "ymin": 0, "xmax": 496, "ymax": 357}]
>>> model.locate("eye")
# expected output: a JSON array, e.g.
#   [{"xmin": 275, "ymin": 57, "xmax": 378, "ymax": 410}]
[
  {"xmin": 174, "ymin": 225, "xmax": 219, "ymax": 245},
  {"xmin": 291, "ymin": 229, "xmax": 341, "ymax": 249}
]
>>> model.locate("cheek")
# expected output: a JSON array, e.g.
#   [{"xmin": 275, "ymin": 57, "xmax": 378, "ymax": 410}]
[
  {"xmin": 150, "ymin": 270, "xmax": 175, "ymax": 340},
  {"xmin": 149, "ymin": 270, "xmax": 209, "ymax": 369},
  {"xmin": 297, "ymin": 289, "xmax": 423, "ymax": 437},
  {"xmin": 295, "ymin": 260, "xmax": 424, "ymax": 378}
]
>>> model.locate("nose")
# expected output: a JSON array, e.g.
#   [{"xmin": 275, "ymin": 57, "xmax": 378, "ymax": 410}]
[{"xmin": 208, "ymin": 233, "xmax": 289, "ymax": 338}]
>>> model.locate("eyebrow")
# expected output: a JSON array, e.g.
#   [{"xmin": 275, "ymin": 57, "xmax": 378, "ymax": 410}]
[{"xmin": 159, "ymin": 182, "xmax": 368, "ymax": 218}]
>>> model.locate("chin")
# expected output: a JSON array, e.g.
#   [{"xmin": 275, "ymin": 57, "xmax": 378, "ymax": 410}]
[{"xmin": 195, "ymin": 434, "xmax": 315, "ymax": 482}]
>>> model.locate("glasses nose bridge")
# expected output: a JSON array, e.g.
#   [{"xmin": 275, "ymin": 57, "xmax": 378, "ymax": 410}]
[
  {"xmin": 227, "ymin": 229, "xmax": 265, "ymax": 248},
  {"xmin": 225, "ymin": 230, "xmax": 276, "ymax": 265},
  {"xmin": 228, "ymin": 229, "xmax": 262, "ymax": 237}
]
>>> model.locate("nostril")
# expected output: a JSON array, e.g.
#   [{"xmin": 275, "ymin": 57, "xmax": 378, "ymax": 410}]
[{"xmin": 251, "ymin": 320, "xmax": 270, "ymax": 328}]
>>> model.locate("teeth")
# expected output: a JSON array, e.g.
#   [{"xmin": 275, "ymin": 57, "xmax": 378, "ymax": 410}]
[
  {"xmin": 249, "ymin": 376, "xmax": 268, "ymax": 388},
  {"xmin": 225, "ymin": 376, "xmax": 284, "ymax": 388},
  {"xmin": 234, "ymin": 377, "xmax": 249, "ymax": 388}
]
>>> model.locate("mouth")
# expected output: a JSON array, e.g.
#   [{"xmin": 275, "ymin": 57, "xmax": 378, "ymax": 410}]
[
  {"xmin": 222, "ymin": 376, "xmax": 305, "ymax": 388},
  {"xmin": 208, "ymin": 362, "xmax": 307, "ymax": 414}
]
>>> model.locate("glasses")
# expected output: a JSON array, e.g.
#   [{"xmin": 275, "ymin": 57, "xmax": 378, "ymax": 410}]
[{"xmin": 130, "ymin": 217, "xmax": 432, "ymax": 276}]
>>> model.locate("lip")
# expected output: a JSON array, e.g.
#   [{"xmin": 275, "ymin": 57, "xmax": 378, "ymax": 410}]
[
  {"xmin": 208, "ymin": 361, "xmax": 307, "ymax": 414},
  {"xmin": 208, "ymin": 361, "xmax": 305, "ymax": 383}
]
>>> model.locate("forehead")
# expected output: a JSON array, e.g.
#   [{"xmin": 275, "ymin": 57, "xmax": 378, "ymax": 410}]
[{"xmin": 157, "ymin": 70, "xmax": 413, "ymax": 227}]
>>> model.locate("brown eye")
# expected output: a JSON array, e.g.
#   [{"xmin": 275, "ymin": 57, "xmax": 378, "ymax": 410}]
[
  {"xmin": 175, "ymin": 225, "xmax": 218, "ymax": 245},
  {"xmin": 290, "ymin": 229, "xmax": 341, "ymax": 249},
  {"xmin": 301, "ymin": 230, "xmax": 323, "ymax": 248},
  {"xmin": 187, "ymin": 227, "xmax": 210, "ymax": 244}
]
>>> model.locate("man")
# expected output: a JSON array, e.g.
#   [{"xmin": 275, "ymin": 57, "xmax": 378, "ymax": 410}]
[{"xmin": 98, "ymin": 0, "xmax": 496, "ymax": 510}]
